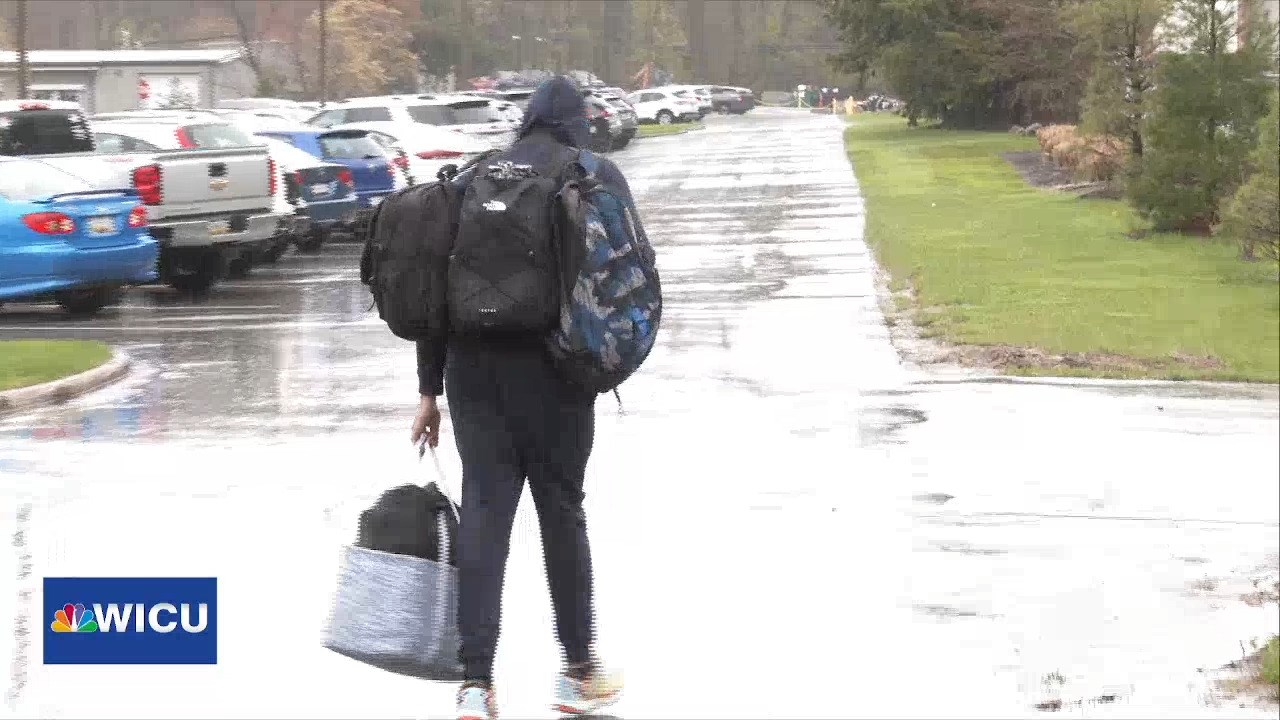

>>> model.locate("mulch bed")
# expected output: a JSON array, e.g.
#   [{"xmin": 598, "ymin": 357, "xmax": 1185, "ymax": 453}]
[{"xmin": 1002, "ymin": 150, "xmax": 1122, "ymax": 199}]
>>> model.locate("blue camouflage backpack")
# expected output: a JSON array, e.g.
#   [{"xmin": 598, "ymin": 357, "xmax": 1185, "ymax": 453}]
[{"xmin": 546, "ymin": 151, "xmax": 662, "ymax": 395}]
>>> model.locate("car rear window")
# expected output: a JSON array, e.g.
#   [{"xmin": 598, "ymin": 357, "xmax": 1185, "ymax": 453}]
[
  {"xmin": 447, "ymin": 101, "xmax": 495, "ymax": 124},
  {"xmin": 405, "ymin": 104, "xmax": 454, "ymax": 125},
  {"xmin": 318, "ymin": 131, "xmax": 384, "ymax": 159},
  {"xmin": 0, "ymin": 109, "xmax": 94, "ymax": 156},
  {"xmin": 184, "ymin": 123, "xmax": 254, "ymax": 148},
  {"xmin": 0, "ymin": 160, "xmax": 93, "ymax": 201}
]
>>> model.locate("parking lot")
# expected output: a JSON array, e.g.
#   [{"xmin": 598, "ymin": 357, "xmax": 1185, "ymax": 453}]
[{"xmin": 2, "ymin": 108, "xmax": 1278, "ymax": 719}]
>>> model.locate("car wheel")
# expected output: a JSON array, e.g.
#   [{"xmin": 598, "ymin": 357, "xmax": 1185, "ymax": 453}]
[
  {"xmin": 296, "ymin": 228, "xmax": 326, "ymax": 254},
  {"xmin": 55, "ymin": 287, "xmax": 123, "ymax": 316},
  {"xmin": 656, "ymin": 110, "xmax": 675, "ymax": 125},
  {"xmin": 225, "ymin": 255, "xmax": 254, "ymax": 279},
  {"xmin": 160, "ymin": 247, "xmax": 223, "ymax": 294},
  {"xmin": 260, "ymin": 243, "xmax": 288, "ymax": 264},
  {"xmin": 611, "ymin": 135, "xmax": 631, "ymax": 150}
]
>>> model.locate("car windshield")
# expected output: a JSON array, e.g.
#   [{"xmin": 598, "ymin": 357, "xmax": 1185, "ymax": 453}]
[
  {"xmin": 185, "ymin": 123, "xmax": 254, "ymax": 148},
  {"xmin": 0, "ymin": 109, "xmax": 94, "ymax": 155},
  {"xmin": 318, "ymin": 132, "xmax": 384, "ymax": 159},
  {"xmin": 0, "ymin": 160, "xmax": 93, "ymax": 201}
]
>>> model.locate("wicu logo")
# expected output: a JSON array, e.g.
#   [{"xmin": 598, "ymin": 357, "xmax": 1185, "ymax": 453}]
[
  {"xmin": 44, "ymin": 577, "xmax": 219, "ymax": 665},
  {"xmin": 52, "ymin": 602, "xmax": 209, "ymax": 634}
]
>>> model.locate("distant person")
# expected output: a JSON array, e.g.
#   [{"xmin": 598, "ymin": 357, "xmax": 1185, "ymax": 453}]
[{"xmin": 411, "ymin": 75, "xmax": 637, "ymax": 720}]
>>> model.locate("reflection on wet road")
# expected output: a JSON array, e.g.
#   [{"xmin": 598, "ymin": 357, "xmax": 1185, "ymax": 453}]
[{"xmin": 1, "ymin": 109, "xmax": 1277, "ymax": 719}]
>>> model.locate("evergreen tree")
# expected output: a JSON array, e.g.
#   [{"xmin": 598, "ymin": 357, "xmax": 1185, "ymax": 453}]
[
  {"xmin": 1219, "ymin": 89, "xmax": 1279, "ymax": 260},
  {"xmin": 1067, "ymin": 0, "xmax": 1172, "ymax": 157},
  {"xmin": 1127, "ymin": 0, "xmax": 1276, "ymax": 232}
]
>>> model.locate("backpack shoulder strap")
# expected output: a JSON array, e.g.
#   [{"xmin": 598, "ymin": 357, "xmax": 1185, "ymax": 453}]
[{"xmin": 577, "ymin": 149, "xmax": 600, "ymax": 176}]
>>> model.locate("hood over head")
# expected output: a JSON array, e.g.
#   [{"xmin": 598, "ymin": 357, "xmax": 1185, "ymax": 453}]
[{"xmin": 518, "ymin": 75, "xmax": 590, "ymax": 148}]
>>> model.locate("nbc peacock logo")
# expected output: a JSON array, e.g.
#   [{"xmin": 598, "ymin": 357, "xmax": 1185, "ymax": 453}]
[{"xmin": 51, "ymin": 603, "xmax": 99, "ymax": 633}]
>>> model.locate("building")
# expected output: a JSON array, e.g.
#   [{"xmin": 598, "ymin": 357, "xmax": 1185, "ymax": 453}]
[
  {"xmin": 0, "ymin": 49, "xmax": 256, "ymax": 113},
  {"xmin": 1159, "ymin": 0, "xmax": 1280, "ymax": 54}
]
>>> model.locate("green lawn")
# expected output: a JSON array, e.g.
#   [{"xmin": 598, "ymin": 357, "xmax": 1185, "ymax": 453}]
[
  {"xmin": 637, "ymin": 122, "xmax": 703, "ymax": 138},
  {"xmin": 0, "ymin": 340, "xmax": 112, "ymax": 392},
  {"xmin": 845, "ymin": 114, "xmax": 1280, "ymax": 382}
]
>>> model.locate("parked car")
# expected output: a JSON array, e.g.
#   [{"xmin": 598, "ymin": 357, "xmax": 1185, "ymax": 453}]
[
  {"xmin": 85, "ymin": 117, "xmax": 285, "ymax": 291},
  {"xmin": 657, "ymin": 85, "xmax": 714, "ymax": 117},
  {"xmin": 708, "ymin": 86, "xmax": 757, "ymax": 114},
  {"xmin": 252, "ymin": 128, "xmax": 397, "ymax": 231},
  {"xmin": 0, "ymin": 158, "xmax": 157, "ymax": 315},
  {"xmin": 581, "ymin": 95, "xmax": 627, "ymax": 153},
  {"xmin": 586, "ymin": 89, "xmax": 639, "ymax": 148},
  {"xmin": 254, "ymin": 136, "xmax": 358, "ymax": 257},
  {"xmin": 329, "ymin": 121, "xmax": 492, "ymax": 185},
  {"xmin": 0, "ymin": 99, "xmax": 94, "ymax": 156},
  {"xmin": 626, "ymin": 88, "xmax": 702, "ymax": 125},
  {"xmin": 304, "ymin": 95, "xmax": 518, "ymax": 149},
  {"xmin": 215, "ymin": 98, "xmax": 313, "ymax": 124}
]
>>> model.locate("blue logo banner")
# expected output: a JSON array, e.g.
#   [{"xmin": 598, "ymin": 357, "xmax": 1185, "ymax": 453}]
[{"xmin": 43, "ymin": 577, "xmax": 217, "ymax": 665}]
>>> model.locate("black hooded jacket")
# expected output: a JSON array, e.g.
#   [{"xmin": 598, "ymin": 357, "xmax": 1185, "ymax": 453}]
[{"xmin": 415, "ymin": 75, "xmax": 647, "ymax": 396}]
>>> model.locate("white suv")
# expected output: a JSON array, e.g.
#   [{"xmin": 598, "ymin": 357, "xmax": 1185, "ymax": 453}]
[
  {"xmin": 305, "ymin": 95, "xmax": 517, "ymax": 149},
  {"xmin": 626, "ymin": 89, "xmax": 703, "ymax": 125}
]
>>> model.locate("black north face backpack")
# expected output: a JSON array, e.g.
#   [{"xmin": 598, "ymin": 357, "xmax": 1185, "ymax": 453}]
[
  {"xmin": 359, "ymin": 157, "xmax": 492, "ymax": 341},
  {"xmin": 447, "ymin": 140, "xmax": 581, "ymax": 336}
]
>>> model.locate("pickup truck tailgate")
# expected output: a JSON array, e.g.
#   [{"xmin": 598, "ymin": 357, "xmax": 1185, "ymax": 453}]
[{"xmin": 150, "ymin": 147, "xmax": 273, "ymax": 216}]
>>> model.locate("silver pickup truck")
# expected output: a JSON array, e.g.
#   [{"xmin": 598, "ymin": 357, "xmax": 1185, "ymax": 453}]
[{"xmin": 0, "ymin": 102, "xmax": 286, "ymax": 292}]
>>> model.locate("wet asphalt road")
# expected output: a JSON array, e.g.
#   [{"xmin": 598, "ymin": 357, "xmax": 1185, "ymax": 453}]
[{"xmin": 2, "ymin": 108, "xmax": 1278, "ymax": 719}]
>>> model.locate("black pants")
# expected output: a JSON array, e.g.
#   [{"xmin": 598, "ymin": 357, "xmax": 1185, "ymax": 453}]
[{"xmin": 445, "ymin": 339, "xmax": 596, "ymax": 682}]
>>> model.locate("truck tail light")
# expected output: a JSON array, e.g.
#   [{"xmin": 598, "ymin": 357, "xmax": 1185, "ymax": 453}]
[
  {"xmin": 268, "ymin": 157, "xmax": 278, "ymax": 197},
  {"xmin": 23, "ymin": 212, "xmax": 77, "ymax": 234},
  {"xmin": 131, "ymin": 164, "xmax": 163, "ymax": 205},
  {"xmin": 127, "ymin": 206, "xmax": 148, "ymax": 228},
  {"xmin": 174, "ymin": 127, "xmax": 197, "ymax": 148}
]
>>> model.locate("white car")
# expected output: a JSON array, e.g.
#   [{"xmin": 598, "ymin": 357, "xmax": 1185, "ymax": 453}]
[
  {"xmin": 304, "ymin": 94, "xmax": 518, "ymax": 149},
  {"xmin": 664, "ymin": 85, "xmax": 715, "ymax": 116},
  {"xmin": 330, "ymin": 120, "xmax": 492, "ymax": 184},
  {"xmin": 626, "ymin": 88, "xmax": 702, "ymax": 125}
]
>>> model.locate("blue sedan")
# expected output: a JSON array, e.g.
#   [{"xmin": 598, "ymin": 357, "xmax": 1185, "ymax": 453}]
[
  {"xmin": 253, "ymin": 128, "xmax": 398, "ymax": 215},
  {"xmin": 0, "ymin": 158, "xmax": 158, "ymax": 315}
]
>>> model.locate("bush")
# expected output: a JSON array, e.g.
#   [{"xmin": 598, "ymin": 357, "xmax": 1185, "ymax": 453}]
[
  {"xmin": 1262, "ymin": 636, "xmax": 1280, "ymax": 691},
  {"xmin": 1219, "ymin": 91, "xmax": 1280, "ymax": 261},
  {"xmin": 1035, "ymin": 124, "xmax": 1127, "ymax": 182}
]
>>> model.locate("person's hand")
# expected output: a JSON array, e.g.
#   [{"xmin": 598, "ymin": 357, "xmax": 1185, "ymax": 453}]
[{"xmin": 410, "ymin": 395, "xmax": 441, "ymax": 450}]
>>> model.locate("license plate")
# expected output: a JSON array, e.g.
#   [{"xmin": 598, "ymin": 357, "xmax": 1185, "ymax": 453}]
[
  {"xmin": 207, "ymin": 219, "xmax": 231, "ymax": 236},
  {"xmin": 310, "ymin": 183, "xmax": 332, "ymax": 196},
  {"xmin": 87, "ymin": 216, "xmax": 118, "ymax": 235}
]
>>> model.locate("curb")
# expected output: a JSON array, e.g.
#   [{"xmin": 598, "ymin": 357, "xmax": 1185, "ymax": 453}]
[{"xmin": 0, "ymin": 349, "xmax": 131, "ymax": 417}]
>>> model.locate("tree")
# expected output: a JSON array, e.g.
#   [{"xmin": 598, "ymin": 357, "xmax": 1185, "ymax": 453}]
[
  {"xmin": 157, "ymin": 77, "xmax": 198, "ymax": 109},
  {"xmin": 298, "ymin": 0, "xmax": 418, "ymax": 99},
  {"xmin": 827, "ymin": 0, "xmax": 1086, "ymax": 128},
  {"xmin": 1068, "ymin": 0, "xmax": 1171, "ymax": 157},
  {"xmin": 1127, "ymin": 0, "xmax": 1277, "ymax": 232},
  {"xmin": 219, "ymin": 1, "xmax": 283, "ymax": 96},
  {"xmin": 628, "ymin": 0, "xmax": 689, "ymax": 83},
  {"xmin": 1219, "ymin": 90, "xmax": 1279, "ymax": 260}
]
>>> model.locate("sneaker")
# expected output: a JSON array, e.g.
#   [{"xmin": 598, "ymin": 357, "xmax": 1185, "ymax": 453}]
[
  {"xmin": 553, "ymin": 668, "xmax": 623, "ymax": 715},
  {"xmin": 456, "ymin": 684, "xmax": 498, "ymax": 720}
]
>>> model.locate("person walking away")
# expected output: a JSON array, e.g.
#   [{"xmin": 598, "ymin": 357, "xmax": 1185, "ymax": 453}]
[{"xmin": 411, "ymin": 75, "xmax": 639, "ymax": 720}]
